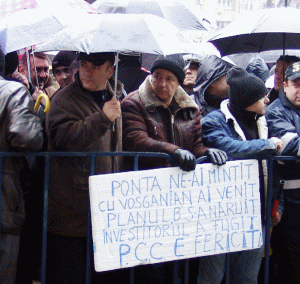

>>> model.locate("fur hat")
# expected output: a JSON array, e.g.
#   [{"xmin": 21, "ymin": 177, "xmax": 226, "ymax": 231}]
[
  {"xmin": 151, "ymin": 54, "xmax": 185, "ymax": 85},
  {"xmin": 227, "ymin": 66, "xmax": 268, "ymax": 109},
  {"xmin": 52, "ymin": 51, "xmax": 78, "ymax": 72}
]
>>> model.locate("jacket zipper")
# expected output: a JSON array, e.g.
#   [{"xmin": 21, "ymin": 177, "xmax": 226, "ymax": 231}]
[{"xmin": 171, "ymin": 114, "xmax": 176, "ymax": 145}]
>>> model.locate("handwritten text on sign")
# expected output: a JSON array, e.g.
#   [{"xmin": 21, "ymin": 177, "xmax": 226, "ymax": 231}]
[{"xmin": 89, "ymin": 160, "xmax": 262, "ymax": 272}]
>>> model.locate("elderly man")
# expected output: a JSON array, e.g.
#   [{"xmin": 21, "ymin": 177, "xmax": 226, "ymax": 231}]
[
  {"xmin": 122, "ymin": 54, "xmax": 227, "ymax": 172},
  {"xmin": 121, "ymin": 54, "xmax": 227, "ymax": 284},
  {"xmin": 19, "ymin": 51, "xmax": 57, "ymax": 99},
  {"xmin": 266, "ymin": 61, "xmax": 300, "ymax": 283},
  {"xmin": 46, "ymin": 52, "xmax": 125, "ymax": 284}
]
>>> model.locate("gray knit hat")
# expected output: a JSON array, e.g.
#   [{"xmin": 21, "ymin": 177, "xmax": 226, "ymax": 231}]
[
  {"xmin": 227, "ymin": 66, "xmax": 268, "ymax": 109},
  {"xmin": 151, "ymin": 54, "xmax": 185, "ymax": 85}
]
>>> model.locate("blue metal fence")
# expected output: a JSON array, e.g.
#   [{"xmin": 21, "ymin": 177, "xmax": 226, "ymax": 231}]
[{"xmin": 0, "ymin": 151, "xmax": 297, "ymax": 284}]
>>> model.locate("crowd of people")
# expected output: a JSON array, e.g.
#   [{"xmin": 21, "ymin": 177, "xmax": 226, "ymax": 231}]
[{"xmin": 0, "ymin": 44, "xmax": 300, "ymax": 284}]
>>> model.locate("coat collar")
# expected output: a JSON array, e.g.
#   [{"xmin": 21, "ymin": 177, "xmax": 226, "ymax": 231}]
[
  {"xmin": 74, "ymin": 71, "xmax": 124, "ymax": 99},
  {"xmin": 138, "ymin": 75, "xmax": 199, "ymax": 110},
  {"xmin": 220, "ymin": 99, "xmax": 268, "ymax": 140}
]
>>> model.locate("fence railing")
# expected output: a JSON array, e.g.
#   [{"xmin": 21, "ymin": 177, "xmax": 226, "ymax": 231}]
[{"xmin": 0, "ymin": 151, "xmax": 298, "ymax": 284}]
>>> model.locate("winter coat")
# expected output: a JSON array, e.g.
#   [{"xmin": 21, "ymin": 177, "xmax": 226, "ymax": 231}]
[
  {"xmin": 46, "ymin": 74, "xmax": 123, "ymax": 237},
  {"xmin": 266, "ymin": 88, "xmax": 300, "ymax": 221},
  {"xmin": 202, "ymin": 100, "xmax": 278, "ymax": 220},
  {"xmin": 121, "ymin": 75, "xmax": 208, "ymax": 170},
  {"xmin": 193, "ymin": 55, "xmax": 233, "ymax": 117},
  {"xmin": 202, "ymin": 100, "xmax": 277, "ymax": 160},
  {"xmin": 0, "ymin": 76, "xmax": 43, "ymax": 234}
]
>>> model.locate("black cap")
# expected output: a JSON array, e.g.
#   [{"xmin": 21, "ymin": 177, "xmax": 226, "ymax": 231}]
[
  {"xmin": 77, "ymin": 52, "xmax": 115, "ymax": 66},
  {"xmin": 151, "ymin": 54, "xmax": 185, "ymax": 85},
  {"xmin": 285, "ymin": 61, "xmax": 300, "ymax": 81},
  {"xmin": 52, "ymin": 51, "xmax": 78, "ymax": 72},
  {"xmin": 227, "ymin": 67, "xmax": 268, "ymax": 109}
]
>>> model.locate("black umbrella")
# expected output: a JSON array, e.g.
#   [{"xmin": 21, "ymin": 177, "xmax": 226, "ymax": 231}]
[{"xmin": 209, "ymin": 7, "xmax": 300, "ymax": 57}]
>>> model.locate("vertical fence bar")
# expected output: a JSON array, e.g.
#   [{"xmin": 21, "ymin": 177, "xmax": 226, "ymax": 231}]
[
  {"xmin": 41, "ymin": 155, "xmax": 50, "ymax": 284},
  {"xmin": 0, "ymin": 155, "xmax": 2, "ymax": 245},
  {"xmin": 86, "ymin": 155, "xmax": 96, "ymax": 284},
  {"xmin": 0, "ymin": 152, "xmax": 284, "ymax": 284},
  {"xmin": 264, "ymin": 157, "xmax": 274, "ymax": 284}
]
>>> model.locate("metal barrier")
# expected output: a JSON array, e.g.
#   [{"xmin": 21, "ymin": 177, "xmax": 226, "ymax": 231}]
[{"xmin": 0, "ymin": 151, "xmax": 298, "ymax": 284}]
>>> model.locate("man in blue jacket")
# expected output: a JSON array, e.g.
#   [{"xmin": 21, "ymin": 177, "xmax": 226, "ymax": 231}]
[
  {"xmin": 265, "ymin": 61, "xmax": 300, "ymax": 283},
  {"xmin": 199, "ymin": 67, "xmax": 282, "ymax": 284}
]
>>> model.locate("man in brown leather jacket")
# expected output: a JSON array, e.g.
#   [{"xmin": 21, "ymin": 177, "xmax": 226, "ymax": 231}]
[{"xmin": 121, "ymin": 54, "xmax": 227, "ymax": 284}]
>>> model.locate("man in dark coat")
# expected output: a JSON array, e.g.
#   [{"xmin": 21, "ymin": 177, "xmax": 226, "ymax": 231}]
[
  {"xmin": 46, "ymin": 52, "xmax": 126, "ymax": 284},
  {"xmin": 266, "ymin": 61, "xmax": 300, "ymax": 283},
  {"xmin": 0, "ymin": 46, "xmax": 43, "ymax": 284}
]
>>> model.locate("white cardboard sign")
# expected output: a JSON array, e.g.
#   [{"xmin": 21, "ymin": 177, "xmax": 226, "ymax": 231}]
[{"xmin": 89, "ymin": 160, "xmax": 262, "ymax": 272}]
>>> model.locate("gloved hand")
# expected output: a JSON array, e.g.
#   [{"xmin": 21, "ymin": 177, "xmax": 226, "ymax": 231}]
[
  {"xmin": 172, "ymin": 148, "xmax": 196, "ymax": 171},
  {"xmin": 204, "ymin": 148, "xmax": 227, "ymax": 166}
]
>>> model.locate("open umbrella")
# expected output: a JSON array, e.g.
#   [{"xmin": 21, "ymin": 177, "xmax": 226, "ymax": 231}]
[
  {"xmin": 0, "ymin": 0, "xmax": 37, "ymax": 18},
  {"xmin": 0, "ymin": 0, "xmax": 96, "ymax": 19},
  {"xmin": 0, "ymin": 8, "xmax": 66, "ymax": 54},
  {"xmin": 35, "ymin": 13, "xmax": 194, "ymax": 55},
  {"xmin": 209, "ymin": 7, "xmax": 300, "ymax": 57},
  {"xmin": 92, "ymin": 0, "xmax": 206, "ymax": 31},
  {"xmin": 228, "ymin": 49, "xmax": 300, "ymax": 68}
]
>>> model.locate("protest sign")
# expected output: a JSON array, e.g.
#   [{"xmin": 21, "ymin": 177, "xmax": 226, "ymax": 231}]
[{"xmin": 89, "ymin": 160, "xmax": 262, "ymax": 272}]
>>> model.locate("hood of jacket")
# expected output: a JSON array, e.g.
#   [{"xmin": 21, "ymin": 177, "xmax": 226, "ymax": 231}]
[
  {"xmin": 139, "ymin": 75, "xmax": 198, "ymax": 111},
  {"xmin": 193, "ymin": 55, "xmax": 234, "ymax": 105}
]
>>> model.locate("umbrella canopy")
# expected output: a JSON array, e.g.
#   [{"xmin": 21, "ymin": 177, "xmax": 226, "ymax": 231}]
[
  {"xmin": 228, "ymin": 49, "xmax": 300, "ymax": 68},
  {"xmin": 0, "ymin": 8, "xmax": 89, "ymax": 54},
  {"xmin": 92, "ymin": 0, "xmax": 206, "ymax": 31},
  {"xmin": 35, "ymin": 13, "xmax": 195, "ymax": 55},
  {"xmin": 0, "ymin": 0, "xmax": 96, "ymax": 19},
  {"xmin": 209, "ymin": 7, "xmax": 300, "ymax": 56},
  {"xmin": 0, "ymin": 0, "xmax": 37, "ymax": 18}
]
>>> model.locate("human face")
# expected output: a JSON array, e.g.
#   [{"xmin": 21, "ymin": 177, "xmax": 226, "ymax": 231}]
[
  {"xmin": 206, "ymin": 75, "xmax": 229, "ymax": 99},
  {"xmin": 54, "ymin": 66, "xmax": 73, "ymax": 89},
  {"xmin": 151, "ymin": 68, "xmax": 179, "ymax": 106},
  {"xmin": 245, "ymin": 95, "xmax": 270, "ymax": 115},
  {"xmin": 79, "ymin": 60, "xmax": 114, "ymax": 91},
  {"xmin": 283, "ymin": 78, "xmax": 300, "ymax": 108},
  {"xmin": 274, "ymin": 60, "xmax": 293, "ymax": 91},
  {"xmin": 183, "ymin": 64, "xmax": 198, "ymax": 87},
  {"xmin": 30, "ymin": 57, "xmax": 50, "ymax": 89}
]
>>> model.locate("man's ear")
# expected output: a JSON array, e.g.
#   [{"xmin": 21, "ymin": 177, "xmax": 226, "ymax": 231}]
[
  {"xmin": 107, "ymin": 65, "xmax": 114, "ymax": 80},
  {"xmin": 18, "ymin": 63, "xmax": 26, "ymax": 75},
  {"xmin": 283, "ymin": 81, "xmax": 288, "ymax": 92}
]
